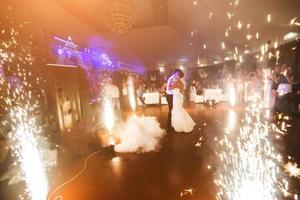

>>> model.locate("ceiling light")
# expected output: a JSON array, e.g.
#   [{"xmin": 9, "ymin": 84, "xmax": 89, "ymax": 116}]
[
  {"xmin": 267, "ymin": 14, "xmax": 272, "ymax": 23},
  {"xmin": 159, "ymin": 67, "xmax": 165, "ymax": 72},
  {"xmin": 103, "ymin": 1, "xmax": 136, "ymax": 34}
]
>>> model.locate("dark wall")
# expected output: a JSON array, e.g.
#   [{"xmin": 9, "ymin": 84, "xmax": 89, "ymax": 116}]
[
  {"xmin": 295, "ymin": 41, "xmax": 300, "ymax": 81},
  {"xmin": 43, "ymin": 65, "xmax": 89, "ymax": 132}
]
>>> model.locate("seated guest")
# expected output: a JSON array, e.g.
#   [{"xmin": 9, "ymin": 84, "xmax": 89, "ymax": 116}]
[
  {"xmin": 291, "ymin": 82, "xmax": 300, "ymax": 116},
  {"xmin": 275, "ymin": 65, "xmax": 291, "ymax": 95},
  {"xmin": 276, "ymin": 76, "xmax": 299, "ymax": 116},
  {"xmin": 195, "ymin": 81, "xmax": 203, "ymax": 95},
  {"xmin": 271, "ymin": 65, "xmax": 282, "ymax": 91},
  {"xmin": 273, "ymin": 65, "xmax": 294, "ymax": 113},
  {"xmin": 271, "ymin": 65, "xmax": 282, "ymax": 108},
  {"xmin": 190, "ymin": 80, "xmax": 196, "ymax": 87}
]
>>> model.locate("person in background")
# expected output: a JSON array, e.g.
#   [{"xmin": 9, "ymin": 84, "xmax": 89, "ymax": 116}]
[
  {"xmin": 256, "ymin": 66, "xmax": 263, "ymax": 80},
  {"xmin": 277, "ymin": 65, "xmax": 290, "ymax": 85},
  {"xmin": 195, "ymin": 81, "xmax": 203, "ymax": 95},
  {"xmin": 273, "ymin": 64, "xmax": 294, "ymax": 113},
  {"xmin": 270, "ymin": 65, "xmax": 282, "ymax": 107},
  {"xmin": 274, "ymin": 64, "xmax": 291, "ymax": 96},
  {"xmin": 160, "ymin": 82, "xmax": 167, "ymax": 96},
  {"xmin": 270, "ymin": 64, "xmax": 289, "ymax": 92},
  {"xmin": 122, "ymin": 80, "xmax": 128, "ymax": 109},
  {"xmin": 104, "ymin": 79, "xmax": 121, "ymax": 118},
  {"xmin": 137, "ymin": 83, "xmax": 146, "ymax": 107},
  {"xmin": 291, "ymin": 81, "xmax": 300, "ymax": 116}
]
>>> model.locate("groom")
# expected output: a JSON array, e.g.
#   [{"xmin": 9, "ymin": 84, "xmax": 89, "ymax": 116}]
[{"xmin": 166, "ymin": 69, "xmax": 184, "ymax": 131}]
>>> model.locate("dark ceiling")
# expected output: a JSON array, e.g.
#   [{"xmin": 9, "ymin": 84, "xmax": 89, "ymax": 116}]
[
  {"xmin": 43, "ymin": 0, "xmax": 300, "ymax": 67},
  {"xmin": 56, "ymin": 0, "xmax": 300, "ymax": 67},
  {"xmin": 7, "ymin": 0, "xmax": 300, "ymax": 68},
  {"xmin": 51, "ymin": 0, "xmax": 169, "ymax": 33},
  {"xmin": 169, "ymin": 0, "xmax": 300, "ymax": 64}
]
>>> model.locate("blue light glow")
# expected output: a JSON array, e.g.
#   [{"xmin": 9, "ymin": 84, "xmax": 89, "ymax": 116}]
[
  {"xmin": 53, "ymin": 36, "xmax": 114, "ymax": 70},
  {"xmin": 52, "ymin": 35, "xmax": 145, "ymax": 73},
  {"xmin": 57, "ymin": 49, "xmax": 63, "ymax": 55}
]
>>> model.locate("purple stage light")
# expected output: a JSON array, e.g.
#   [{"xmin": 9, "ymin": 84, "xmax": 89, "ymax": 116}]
[
  {"xmin": 57, "ymin": 49, "xmax": 63, "ymax": 55},
  {"xmin": 53, "ymin": 35, "xmax": 116, "ymax": 70}
]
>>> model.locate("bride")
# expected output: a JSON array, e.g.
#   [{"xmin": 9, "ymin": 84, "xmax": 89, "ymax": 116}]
[{"xmin": 171, "ymin": 74, "xmax": 196, "ymax": 133}]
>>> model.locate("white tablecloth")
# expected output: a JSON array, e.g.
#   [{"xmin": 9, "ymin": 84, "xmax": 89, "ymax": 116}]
[
  {"xmin": 161, "ymin": 96, "xmax": 168, "ymax": 105},
  {"xmin": 190, "ymin": 87, "xmax": 204, "ymax": 103},
  {"xmin": 143, "ymin": 92, "xmax": 160, "ymax": 104},
  {"xmin": 204, "ymin": 89, "xmax": 223, "ymax": 102}
]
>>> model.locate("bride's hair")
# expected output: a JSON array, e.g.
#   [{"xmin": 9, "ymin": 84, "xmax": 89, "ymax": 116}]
[{"xmin": 174, "ymin": 69, "xmax": 184, "ymax": 78}]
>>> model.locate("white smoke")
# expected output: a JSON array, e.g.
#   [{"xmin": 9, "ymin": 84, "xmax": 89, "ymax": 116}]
[{"xmin": 114, "ymin": 115, "xmax": 165, "ymax": 153}]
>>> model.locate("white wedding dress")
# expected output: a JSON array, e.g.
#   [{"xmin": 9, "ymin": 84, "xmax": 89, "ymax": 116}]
[{"xmin": 171, "ymin": 88, "xmax": 196, "ymax": 132}]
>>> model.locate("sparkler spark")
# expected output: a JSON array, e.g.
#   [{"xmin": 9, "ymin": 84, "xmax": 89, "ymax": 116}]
[
  {"xmin": 284, "ymin": 162, "xmax": 300, "ymax": 178},
  {"xmin": 180, "ymin": 188, "xmax": 194, "ymax": 197},
  {"xmin": 221, "ymin": 42, "xmax": 226, "ymax": 49},
  {"xmin": 234, "ymin": 47, "xmax": 238, "ymax": 54},
  {"xmin": 263, "ymin": 69, "xmax": 272, "ymax": 109},
  {"xmin": 238, "ymin": 55, "xmax": 243, "ymax": 63},
  {"xmin": 228, "ymin": 85, "xmax": 236, "ymax": 107},
  {"xmin": 256, "ymin": 32, "xmax": 260, "ymax": 39},
  {"xmin": 0, "ymin": 8, "xmax": 55, "ymax": 199},
  {"xmin": 234, "ymin": 0, "xmax": 239, "ymax": 6},
  {"xmin": 290, "ymin": 17, "xmax": 298, "ymax": 25},
  {"xmin": 227, "ymin": 109, "xmax": 236, "ymax": 131},
  {"xmin": 194, "ymin": 136, "xmax": 204, "ymax": 147},
  {"xmin": 246, "ymin": 34, "xmax": 253, "ymax": 40},
  {"xmin": 227, "ymin": 12, "xmax": 234, "ymax": 20},
  {"xmin": 225, "ymin": 29, "xmax": 229, "ymax": 37},
  {"xmin": 9, "ymin": 107, "xmax": 49, "ymax": 200},
  {"xmin": 215, "ymin": 95, "xmax": 295, "ymax": 200},
  {"xmin": 237, "ymin": 21, "xmax": 243, "ymax": 29}
]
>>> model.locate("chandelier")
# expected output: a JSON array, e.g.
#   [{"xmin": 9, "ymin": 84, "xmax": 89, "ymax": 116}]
[{"xmin": 103, "ymin": 1, "xmax": 136, "ymax": 34}]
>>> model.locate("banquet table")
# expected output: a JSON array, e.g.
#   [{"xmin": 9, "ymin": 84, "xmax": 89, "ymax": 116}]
[
  {"xmin": 160, "ymin": 96, "xmax": 168, "ymax": 105},
  {"xmin": 143, "ymin": 92, "xmax": 160, "ymax": 105},
  {"xmin": 190, "ymin": 86, "xmax": 204, "ymax": 103},
  {"xmin": 203, "ymin": 88, "xmax": 223, "ymax": 102}
]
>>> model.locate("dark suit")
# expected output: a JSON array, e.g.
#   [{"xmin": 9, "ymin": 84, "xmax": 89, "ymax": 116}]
[
  {"xmin": 166, "ymin": 94, "xmax": 173, "ymax": 129},
  {"xmin": 166, "ymin": 75, "xmax": 175, "ymax": 130}
]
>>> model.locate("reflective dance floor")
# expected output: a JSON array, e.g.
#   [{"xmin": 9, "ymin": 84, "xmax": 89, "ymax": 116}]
[{"xmin": 1, "ymin": 103, "xmax": 300, "ymax": 200}]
